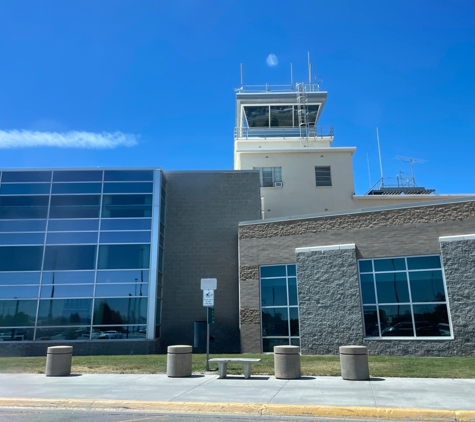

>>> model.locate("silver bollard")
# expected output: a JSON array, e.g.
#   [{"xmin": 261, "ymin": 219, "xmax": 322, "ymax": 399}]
[
  {"xmin": 274, "ymin": 345, "xmax": 301, "ymax": 379},
  {"xmin": 45, "ymin": 346, "xmax": 73, "ymax": 377},
  {"xmin": 167, "ymin": 345, "xmax": 193, "ymax": 377},
  {"xmin": 339, "ymin": 345, "xmax": 370, "ymax": 380}
]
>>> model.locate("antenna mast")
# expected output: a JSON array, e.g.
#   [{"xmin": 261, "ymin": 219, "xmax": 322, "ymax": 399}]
[
  {"xmin": 307, "ymin": 51, "xmax": 312, "ymax": 88},
  {"xmin": 290, "ymin": 63, "xmax": 293, "ymax": 87},
  {"xmin": 376, "ymin": 128, "xmax": 384, "ymax": 188},
  {"xmin": 240, "ymin": 63, "xmax": 244, "ymax": 88},
  {"xmin": 395, "ymin": 156, "xmax": 428, "ymax": 186}
]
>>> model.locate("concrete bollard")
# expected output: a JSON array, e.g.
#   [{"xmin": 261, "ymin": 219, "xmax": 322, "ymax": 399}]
[
  {"xmin": 274, "ymin": 345, "xmax": 301, "ymax": 379},
  {"xmin": 339, "ymin": 345, "xmax": 370, "ymax": 380},
  {"xmin": 45, "ymin": 346, "xmax": 73, "ymax": 377},
  {"xmin": 167, "ymin": 345, "xmax": 193, "ymax": 377}
]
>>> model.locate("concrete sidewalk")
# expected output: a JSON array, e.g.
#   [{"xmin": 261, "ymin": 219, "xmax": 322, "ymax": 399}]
[{"xmin": 0, "ymin": 373, "xmax": 474, "ymax": 420}]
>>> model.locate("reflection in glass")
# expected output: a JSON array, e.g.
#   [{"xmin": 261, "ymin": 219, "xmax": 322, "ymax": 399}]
[
  {"xmin": 36, "ymin": 327, "xmax": 91, "ymax": 341},
  {"xmin": 104, "ymin": 170, "xmax": 153, "ymax": 182},
  {"xmin": 40, "ymin": 284, "xmax": 94, "ymax": 298},
  {"xmin": 0, "ymin": 246, "xmax": 43, "ymax": 271},
  {"xmin": 46, "ymin": 232, "xmax": 98, "ymax": 244},
  {"xmin": 93, "ymin": 298, "xmax": 147, "ymax": 325},
  {"xmin": 374, "ymin": 258, "xmax": 406, "ymax": 272},
  {"xmin": 261, "ymin": 278, "xmax": 287, "ymax": 306},
  {"xmin": 0, "ymin": 272, "xmax": 41, "ymax": 285},
  {"xmin": 260, "ymin": 265, "xmax": 286, "ymax": 278},
  {"xmin": 44, "ymin": 245, "xmax": 96, "ymax": 270},
  {"xmin": 98, "ymin": 245, "xmax": 150, "ymax": 269},
  {"xmin": 289, "ymin": 307, "xmax": 299, "ymax": 336},
  {"xmin": 407, "ymin": 256, "xmax": 441, "ymax": 270},
  {"xmin": 413, "ymin": 304, "xmax": 449, "ymax": 336},
  {"xmin": 262, "ymin": 308, "xmax": 288, "ymax": 336},
  {"xmin": 51, "ymin": 183, "xmax": 102, "ymax": 194},
  {"xmin": 100, "ymin": 219, "xmax": 151, "ymax": 231},
  {"xmin": 244, "ymin": 106, "xmax": 269, "ymax": 128},
  {"xmin": 0, "ymin": 220, "xmax": 46, "ymax": 232},
  {"xmin": 0, "ymin": 286, "xmax": 39, "ymax": 299},
  {"xmin": 375, "ymin": 272, "xmax": 409, "ymax": 303},
  {"xmin": 42, "ymin": 271, "xmax": 95, "ymax": 284},
  {"xmin": 379, "ymin": 305, "xmax": 413, "ymax": 336},
  {"xmin": 103, "ymin": 182, "xmax": 153, "ymax": 194},
  {"xmin": 0, "ymin": 183, "xmax": 50, "ymax": 195},
  {"xmin": 307, "ymin": 105, "xmax": 320, "ymax": 126},
  {"xmin": 270, "ymin": 106, "xmax": 293, "ymax": 127},
  {"xmin": 288, "ymin": 277, "xmax": 298, "ymax": 306},
  {"xmin": 0, "ymin": 196, "xmax": 48, "ymax": 219},
  {"xmin": 358, "ymin": 260, "xmax": 373, "ymax": 273},
  {"xmin": 0, "ymin": 233, "xmax": 44, "ymax": 245},
  {"xmin": 0, "ymin": 327, "xmax": 34, "ymax": 341},
  {"xmin": 102, "ymin": 195, "xmax": 152, "ymax": 218},
  {"xmin": 287, "ymin": 265, "xmax": 296, "ymax": 277},
  {"xmin": 363, "ymin": 306, "xmax": 379, "ymax": 336},
  {"xmin": 99, "ymin": 231, "xmax": 151, "ymax": 244},
  {"xmin": 37, "ymin": 299, "xmax": 92, "ymax": 326},
  {"xmin": 409, "ymin": 271, "xmax": 445, "ymax": 302},
  {"xmin": 48, "ymin": 219, "xmax": 99, "ymax": 231},
  {"xmin": 262, "ymin": 338, "xmax": 289, "ymax": 353},
  {"xmin": 2, "ymin": 171, "xmax": 52, "ymax": 183},
  {"xmin": 95, "ymin": 283, "xmax": 148, "ymax": 298},
  {"xmin": 0, "ymin": 300, "xmax": 37, "ymax": 327},
  {"xmin": 360, "ymin": 273, "xmax": 376, "ymax": 304},
  {"xmin": 49, "ymin": 195, "xmax": 101, "ymax": 219},
  {"xmin": 53, "ymin": 170, "xmax": 103, "ymax": 182},
  {"xmin": 96, "ymin": 270, "xmax": 149, "ymax": 284},
  {"xmin": 92, "ymin": 325, "xmax": 146, "ymax": 340}
]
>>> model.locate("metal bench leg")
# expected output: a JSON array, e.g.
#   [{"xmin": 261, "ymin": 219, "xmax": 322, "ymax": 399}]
[
  {"xmin": 243, "ymin": 363, "xmax": 251, "ymax": 379},
  {"xmin": 218, "ymin": 362, "xmax": 228, "ymax": 379}
]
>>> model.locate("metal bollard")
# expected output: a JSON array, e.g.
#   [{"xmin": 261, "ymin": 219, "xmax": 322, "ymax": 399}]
[
  {"xmin": 339, "ymin": 345, "xmax": 370, "ymax": 380},
  {"xmin": 45, "ymin": 346, "xmax": 73, "ymax": 377},
  {"xmin": 274, "ymin": 345, "xmax": 301, "ymax": 379},
  {"xmin": 167, "ymin": 345, "xmax": 193, "ymax": 377}
]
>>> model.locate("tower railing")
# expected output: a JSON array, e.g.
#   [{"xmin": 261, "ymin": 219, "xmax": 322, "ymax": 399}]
[
  {"xmin": 235, "ymin": 83, "xmax": 322, "ymax": 93},
  {"xmin": 234, "ymin": 125, "xmax": 334, "ymax": 140}
]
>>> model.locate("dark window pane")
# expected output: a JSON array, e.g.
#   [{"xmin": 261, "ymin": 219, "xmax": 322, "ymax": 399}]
[
  {"xmin": 53, "ymin": 171, "xmax": 103, "ymax": 182},
  {"xmin": 0, "ymin": 220, "xmax": 46, "ymax": 232},
  {"xmin": 0, "ymin": 327, "xmax": 34, "ymax": 341},
  {"xmin": 262, "ymin": 337, "xmax": 289, "ymax": 353},
  {"xmin": 36, "ymin": 327, "xmax": 91, "ymax": 341},
  {"xmin": 270, "ymin": 106, "xmax": 293, "ymax": 127},
  {"xmin": 52, "ymin": 183, "xmax": 102, "ymax": 194},
  {"xmin": 102, "ymin": 195, "xmax": 152, "ymax": 218},
  {"xmin": 93, "ymin": 298, "xmax": 147, "ymax": 325},
  {"xmin": 262, "ymin": 308, "xmax": 288, "ymax": 336},
  {"xmin": 104, "ymin": 170, "xmax": 153, "ymax": 182},
  {"xmin": 0, "ymin": 183, "xmax": 50, "ymax": 195},
  {"xmin": 0, "ymin": 233, "xmax": 44, "ymax": 245},
  {"xmin": 46, "ymin": 232, "xmax": 98, "ymax": 244},
  {"xmin": 289, "ymin": 307, "xmax": 299, "ymax": 336},
  {"xmin": 2, "ymin": 171, "xmax": 51, "ymax": 182},
  {"xmin": 379, "ymin": 305, "xmax": 414, "ymax": 337},
  {"xmin": 42, "ymin": 271, "xmax": 95, "ymax": 284},
  {"xmin": 315, "ymin": 166, "xmax": 332, "ymax": 187},
  {"xmin": 0, "ymin": 286, "xmax": 39, "ymax": 299},
  {"xmin": 374, "ymin": 258, "xmax": 406, "ymax": 272},
  {"xmin": 103, "ymin": 182, "xmax": 153, "ymax": 194},
  {"xmin": 375, "ymin": 272, "xmax": 410, "ymax": 303},
  {"xmin": 99, "ymin": 231, "xmax": 151, "ymax": 244},
  {"xmin": 49, "ymin": 195, "xmax": 100, "ymax": 219},
  {"xmin": 363, "ymin": 306, "xmax": 380, "ymax": 336},
  {"xmin": 98, "ymin": 244, "xmax": 150, "ymax": 269},
  {"xmin": 287, "ymin": 265, "xmax": 296, "ymax": 276},
  {"xmin": 359, "ymin": 260, "xmax": 373, "ymax": 273},
  {"xmin": 0, "ymin": 196, "xmax": 48, "ymax": 219},
  {"xmin": 0, "ymin": 300, "xmax": 37, "ymax": 326},
  {"xmin": 0, "ymin": 272, "xmax": 41, "ymax": 285},
  {"xmin": 261, "ymin": 278, "xmax": 287, "ymax": 306},
  {"xmin": 360, "ymin": 273, "xmax": 376, "ymax": 304},
  {"xmin": 407, "ymin": 256, "xmax": 441, "ymax": 270},
  {"xmin": 0, "ymin": 246, "xmax": 43, "ymax": 271},
  {"xmin": 44, "ymin": 245, "xmax": 96, "ymax": 270},
  {"xmin": 100, "ymin": 219, "xmax": 151, "ymax": 231},
  {"xmin": 307, "ymin": 105, "xmax": 320, "ymax": 126},
  {"xmin": 92, "ymin": 326, "xmax": 146, "ymax": 340},
  {"xmin": 96, "ymin": 270, "xmax": 149, "ymax": 284},
  {"xmin": 260, "ymin": 265, "xmax": 286, "ymax": 278},
  {"xmin": 48, "ymin": 219, "xmax": 99, "ymax": 231},
  {"xmin": 40, "ymin": 284, "xmax": 93, "ymax": 298},
  {"xmin": 95, "ymin": 283, "xmax": 148, "ymax": 297},
  {"xmin": 38, "ymin": 299, "xmax": 92, "ymax": 326},
  {"xmin": 409, "ymin": 271, "xmax": 445, "ymax": 302},
  {"xmin": 288, "ymin": 277, "xmax": 298, "ymax": 306},
  {"xmin": 413, "ymin": 304, "xmax": 450, "ymax": 337},
  {"xmin": 244, "ymin": 106, "xmax": 269, "ymax": 128}
]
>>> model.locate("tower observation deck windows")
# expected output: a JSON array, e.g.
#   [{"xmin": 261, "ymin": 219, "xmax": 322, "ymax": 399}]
[{"xmin": 243, "ymin": 105, "xmax": 320, "ymax": 128}]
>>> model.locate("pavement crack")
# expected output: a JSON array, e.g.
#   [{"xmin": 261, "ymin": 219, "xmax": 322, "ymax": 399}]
[
  {"xmin": 268, "ymin": 379, "xmax": 289, "ymax": 404},
  {"xmin": 169, "ymin": 375, "xmax": 217, "ymax": 401},
  {"xmin": 368, "ymin": 378, "xmax": 378, "ymax": 408}
]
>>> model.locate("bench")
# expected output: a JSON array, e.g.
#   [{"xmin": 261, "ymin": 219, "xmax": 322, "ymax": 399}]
[{"xmin": 208, "ymin": 358, "xmax": 261, "ymax": 379}]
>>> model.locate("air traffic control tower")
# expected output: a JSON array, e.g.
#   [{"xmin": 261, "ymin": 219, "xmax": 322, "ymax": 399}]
[{"xmin": 234, "ymin": 81, "xmax": 357, "ymax": 218}]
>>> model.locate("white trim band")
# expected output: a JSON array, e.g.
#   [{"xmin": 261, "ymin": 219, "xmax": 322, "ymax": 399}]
[
  {"xmin": 439, "ymin": 234, "xmax": 475, "ymax": 242},
  {"xmin": 296, "ymin": 243, "xmax": 355, "ymax": 253}
]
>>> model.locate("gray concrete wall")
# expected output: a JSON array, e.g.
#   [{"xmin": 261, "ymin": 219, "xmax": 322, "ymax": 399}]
[{"xmin": 161, "ymin": 171, "xmax": 261, "ymax": 353}]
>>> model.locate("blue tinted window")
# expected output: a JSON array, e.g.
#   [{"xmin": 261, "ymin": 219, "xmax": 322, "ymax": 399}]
[
  {"xmin": 0, "ymin": 220, "xmax": 46, "ymax": 232},
  {"xmin": 262, "ymin": 308, "xmax": 288, "ymax": 336},
  {"xmin": 413, "ymin": 304, "xmax": 450, "ymax": 336},
  {"xmin": 36, "ymin": 327, "xmax": 91, "ymax": 341},
  {"xmin": 379, "ymin": 305, "xmax": 413, "ymax": 337},
  {"xmin": 360, "ymin": 273, "xmax": 376, "ymax": 304},
  {"xmin": 289, "ymin": 307, "xmax": 299, "ymax": 336},
  {"xmin": 261, "ymin": 278, "xmax": 287, "ymax": 306},
  {"xmin": 46, "ymin": 232, "xmax": 98, "ymax": 245},
  {"xmin": 104, "ymin": 170, "xmax": 153, "ymax": 182},
  {"xmin": 0, "ymin": 246, "xmax": 43, "ymax": 271},
  {"xmin": 2, "ymin": 171, "xmax": 52, "ymax": 183},
  {"xmin": 0, "ymin": 233, "xmax": 44, "ymax": 245},
  {"xmin": 53, "ymin": 171, "xmax": 103, "ymax": 182},
  {"xmin": 98, "ymin": 244, "xmax": 150, "ymax": 269},
  {"xmin": 0, "ymin": 300, "xmax": 37, "ymax": 326},
  {"xmin": 102, "ymin": 195, "xmax": 152, "ymax": 218},
  {"xmin": 0, "ymin": 286, "xmax": 39, "ymax": 299},
  {"xmin": 0, "ymin": 272, "xmax": 41, "ymax": 285},
  {"xmin": 359, "ymin": 260, "xmax": 373, "ymax": 273},
  {"xmin": 95, "ymin": 283, "xmax": 148, "ymax": 297},
  {"xmin": 99, "ymin": 231, "xmax": 151, "ymax": 244},
  {"xmin": 49, "ymin": 195, "xmax": 101, "ymax": 219},
  {"xmin": 48, "ymin": 219, "xmax": 99, "ymax": 232},
  {"xmin": 288, "ymin": 277, "xmax": 298, "ymax": 306},
  {"xmin": 40, "ymin": 284, "xmax": 94, "ymax": 298},
  {"xmin": 93, "ymin": 297, "xmax": 147, "ymax": 325},
  {"xmin": 52, "ymin": 183, "xmax": 102, "ymax": 194},
  {"xmin": 261, "ymin": 265, "xmax": 286, "ymax": 278},
  {"xmin": 100, "ymin": 219, "xmax": 151, "ymax": 231},
  {"xmin": 374, "ymin": 258, "xmax": 406, "ymax": 272},
  {"xmin": 103, "ymin": 182, "xmax": 153, "ymax": 194},
  {"xmin": 363, "ymin": 306, "xmax": 379, "ymax": 336},
  {"xmin": 44, "ymin": 245, "xmax": 96, "ymax": 270},
  {"xmin": 96, "ymin": 270, "xmax": 149, "ymax": 284},
  {"xmin": 42, "ymin": 271, "xmax": 95, "ymax": 284},
  {"xmin": 37, "ymin": 299, "xmax": 92, "ymax": 326},
  {"xmin": 0, "ymin": 328, "xmax": 34, "ymax": 340},
  {"xmin": 0, "ymin": 183, "xmax": 50, "ymax": 195},
  {"xmin": 287, "ymin": 265, "xmax": 296, "ymax": 276},
  {"xmin": 409, "ymin": 271, "xmax": 445, "ymax": 302},
  {"xmin": 0, "ymin": 196, "xmax": 49, "ymax": 219},
  {"xmin": 407, "ymin": 256, "xmax": 441, "ymax": 270},
  {"xmin": 375, "ymin": 272, "xmax": 409, "ymax": 303}
]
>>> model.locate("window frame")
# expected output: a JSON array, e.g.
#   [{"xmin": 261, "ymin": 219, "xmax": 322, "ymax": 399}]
[
  {"xmin": 253, "ymin": 167, "xmax": 283, "ymax": 188},
  {"xmin": 315, "ymin": 166, "xmax": 332, "ymax": 187}
]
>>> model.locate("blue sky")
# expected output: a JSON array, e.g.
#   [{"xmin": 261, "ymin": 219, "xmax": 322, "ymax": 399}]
[{"xmin": 0, "ymin": 0, "xmax": 474, "ymax": 195}]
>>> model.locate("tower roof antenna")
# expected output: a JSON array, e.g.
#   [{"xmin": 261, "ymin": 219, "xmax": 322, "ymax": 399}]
[{"xmin": 395, "ymin": 155, "xmax": 428, "ymax": 186}]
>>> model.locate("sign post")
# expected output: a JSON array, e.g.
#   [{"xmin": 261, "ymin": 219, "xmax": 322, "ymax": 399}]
[{"xmin": 201, "ymin": 278, "xmax": 217, "ymax": 371}]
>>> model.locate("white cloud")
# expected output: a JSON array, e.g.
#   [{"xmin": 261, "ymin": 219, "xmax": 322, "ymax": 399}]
[
  {"xmin": 0, "ymin": 130, "xmax": 139, "ymax": 149},
  {"xmin": 266, "ymin": 53, "xmax": 278, "ymax": 67}
]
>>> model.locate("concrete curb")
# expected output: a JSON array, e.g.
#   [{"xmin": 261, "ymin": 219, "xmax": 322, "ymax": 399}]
[{"xmin": 0, "ymin": 398, "xmax": 474, "ymax": 420}]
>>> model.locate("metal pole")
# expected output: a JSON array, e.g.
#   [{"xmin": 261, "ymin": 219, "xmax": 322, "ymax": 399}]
[
  {"xmin": 206, "ymin": 307, "xmax": 210, "ymax": 371},
  {"xmin": 376, "ymin": 128, "xmax": 384, "ymax": 188}
]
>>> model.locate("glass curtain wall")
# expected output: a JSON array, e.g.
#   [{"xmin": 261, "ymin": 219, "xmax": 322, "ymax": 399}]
[{"xmin": 0, "ymin": 169, "xmax": 162, "ymax": 342}]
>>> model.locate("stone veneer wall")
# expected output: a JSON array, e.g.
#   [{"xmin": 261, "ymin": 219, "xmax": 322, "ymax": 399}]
[
  {"xmin": 296, "ymin": 245, "xmax": 364, "ymax": 355},
  {"xmin": 238, "ymin": 199, "xmax": 475, "ymax": 355}
]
